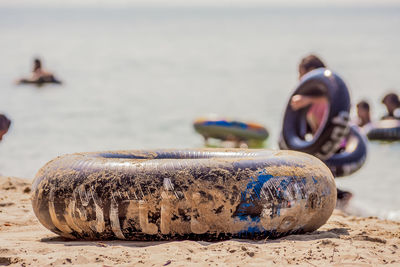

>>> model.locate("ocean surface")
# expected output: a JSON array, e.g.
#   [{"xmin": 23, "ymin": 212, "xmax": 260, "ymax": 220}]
[{"xmin": 0, "ymin": 6, "xmax": 399, "ymax": 219}]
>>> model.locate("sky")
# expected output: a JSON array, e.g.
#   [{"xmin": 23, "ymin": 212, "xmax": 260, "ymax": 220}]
[{"xmin": 2, "ymin": 0, "xmax": 400, "ymax": 8}]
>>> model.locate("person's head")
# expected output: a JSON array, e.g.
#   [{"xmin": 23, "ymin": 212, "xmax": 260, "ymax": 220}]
[
  {"xmin": 298, "ymin": 54, "xmax": 326, "ymax": 79},
  {"xmin": 356, "ymin": 100, "xmax": 370, "ymax": 124},
  {"xmin": 382, "ymin": 93, "xmax": 400, "ymax": 115},
  {"xmin": 33, "ymin": 58, "xmax": 42, "ymax": 71},
  {"xmin": 0, "ymin": 114, "xmax": 11, "ymax": 141}
]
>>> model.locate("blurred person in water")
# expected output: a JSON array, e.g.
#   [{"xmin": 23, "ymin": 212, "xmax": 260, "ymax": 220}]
[
  {"xmin": 381, "ymin": 93, "xmax": 400, "ymax": 120},
  {"xmin": 18, "ymin": 58, "xmax": 59, "ymax": 84},
  {"xmin": 290, "ymin": 54, "xmax": 328, "ymax": 133},
  {"xmin": 0, "ymin": 114, "xmax": 11, "ymax": 142},
  {"xmin": 289, "ymin": 54, "xmax": 352, "ymax": 204},
  {"xmin": 356, "ymin": 100, "xmax": 372, "ymax": 127}
]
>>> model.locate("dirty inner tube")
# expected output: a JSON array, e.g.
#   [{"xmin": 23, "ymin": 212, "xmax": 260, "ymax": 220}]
[
  {"xmin": 324, "ymin": 126, "xmax": 368, "ymax": 177},
  {"xmin": 279, "ymin": 68, "xmax": 350, "ymax": 160},
  {"xmin": 31, "ymin": 149, "xmax": 336, "ymax": 240},
  {"xmin": 366, "ymin": 120, "xmax": 400, "ymax": 141}
]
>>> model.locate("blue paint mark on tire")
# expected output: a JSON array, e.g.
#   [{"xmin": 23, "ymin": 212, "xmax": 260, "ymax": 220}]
[
  {"xmin": 233, "ymin": 173, "xmax": 273, "ymax": 234},
  {"xmin": 241, "ymin": 174, "xmax": 273, "ymax": 202}
]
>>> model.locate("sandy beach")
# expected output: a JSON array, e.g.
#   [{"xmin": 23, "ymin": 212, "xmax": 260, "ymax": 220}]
[{"xmin": 0, "ymin": 176, "xmax": 398, "ymax": 266}]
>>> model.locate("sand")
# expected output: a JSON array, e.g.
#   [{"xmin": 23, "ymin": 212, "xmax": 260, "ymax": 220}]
[{"xmin": 0, "ymin": 176, "xmax": 399, "ymax": 266}]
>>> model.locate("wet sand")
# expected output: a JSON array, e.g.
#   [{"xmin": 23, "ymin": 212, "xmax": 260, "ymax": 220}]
[{"xmin": 1, "ymin": 176, "xmax": 399, "ymax": 266}]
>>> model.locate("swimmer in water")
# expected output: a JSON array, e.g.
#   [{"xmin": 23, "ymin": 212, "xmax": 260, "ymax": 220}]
[
  {"xmin": 0, "ymin": 114, "xmax": 11, "ymax": 142},
  {"xmin": 18, "ymin": 58, "xmax": 61, "ymax": 84},
  {"xmin": 290, "ymin": 54, "xmax": 328, "ymax": 134},
  {"xmin": 381, "ymin": 93, "xmax": 400, "ymax": 120},
  {"xmin": 356, "ymin": 100, "xmax": 372, "ymax": 127}
]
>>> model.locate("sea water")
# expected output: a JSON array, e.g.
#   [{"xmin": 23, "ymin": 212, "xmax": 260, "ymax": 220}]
[{"xmin": 0, "ymin": 5, "xmax": 399, "ymax": 219}]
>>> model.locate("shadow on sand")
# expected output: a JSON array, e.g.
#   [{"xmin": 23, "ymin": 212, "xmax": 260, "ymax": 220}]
[{"xmin": 40, "ymin": 227, "xmax": 350, "ymax": 248}]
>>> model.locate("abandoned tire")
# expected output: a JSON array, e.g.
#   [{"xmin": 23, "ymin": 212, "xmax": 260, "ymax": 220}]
[{"xmin": 31, "ymin": 149, "xmax": 336, "ymax": 240}]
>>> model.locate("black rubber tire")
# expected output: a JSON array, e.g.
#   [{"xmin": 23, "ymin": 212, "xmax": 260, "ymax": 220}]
[
  {"xmin": 324, "ymin": 125, "xmax": 368, "ymax": 177},
  {"xmin": 366, "ymin": 120, "xmax": 400, "ymax": 141},
  {"xmin": 31, "ymin": 149, "xmax": 336, "ymax": 241},
  {"xmin": 279, "ymin": 68, "xmax": 351, "ymax": 160},
  {"xmin": 18, "ymin": 76, "xmax": 62, "ymax": 85}
]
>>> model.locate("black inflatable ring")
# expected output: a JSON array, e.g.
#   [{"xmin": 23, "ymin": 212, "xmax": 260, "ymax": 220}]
[
  {"xmin": 279, "ymin": 68, "xmax": 350, "ymax": 160},
  {"xmin": 324, "ymin": 125, "xmax": 368, "ymax": 177},
  {"xmin": 366, "ymin": 119, "xmax": 400, "ymax": 141},
  {"xmin": 31, "ymin": 149, "xmax": 336, "ymax": 240},
  {"xmin": 18, "ymin": 76, "xmax": 62, "ymax": 85}
]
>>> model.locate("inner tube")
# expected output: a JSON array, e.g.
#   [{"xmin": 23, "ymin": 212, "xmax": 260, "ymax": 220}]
[
  {"xmin": 324, "ymin": 125, "xmax": 368, "ymax": 177},
  {"xmin": 31, "ymin": 149, "xmax": 336, "ymax": 240},
  {"xmin": 18, "ymin": 76, "xmax": 62, "ymax": 85},
  {"xmin": 279, "ymin": 68, "xmax": 350, "ymax": 160},
  {"xmin": 365, "ymin": 120, "xmax": 400, "ymax": 141},
  {"xmin": 194, "ymin": 118, "xmax": 269, "ymax": 142}
]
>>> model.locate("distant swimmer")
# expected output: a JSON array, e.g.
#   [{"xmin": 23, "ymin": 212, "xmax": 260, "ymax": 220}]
[
  {"xmin": 356, "ymin": 100, "xmax": 372, "ymax": 127},
  {"xmin": 364, "ymin": 94, "xmax": 400, "ymax": 141},
  {"xmin": 0, "ymin": 114, "xmax": 11, "ymax": 142},
  {"xmin": 17, "ymin": 58, "xmax": 61, "ymax": 85},
  {"xmin": 381, "ymin": 92, "xmax": 400, "ymax": 120}
]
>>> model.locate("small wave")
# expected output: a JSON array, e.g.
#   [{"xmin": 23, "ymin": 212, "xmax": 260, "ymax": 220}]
[
  {"xmin": 379, "ymin": 210, "xmax": 400, "ymax": 221},
  {"xmin": 337, "ymin": 200, "xmax": 400, "ymax": 221}
]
